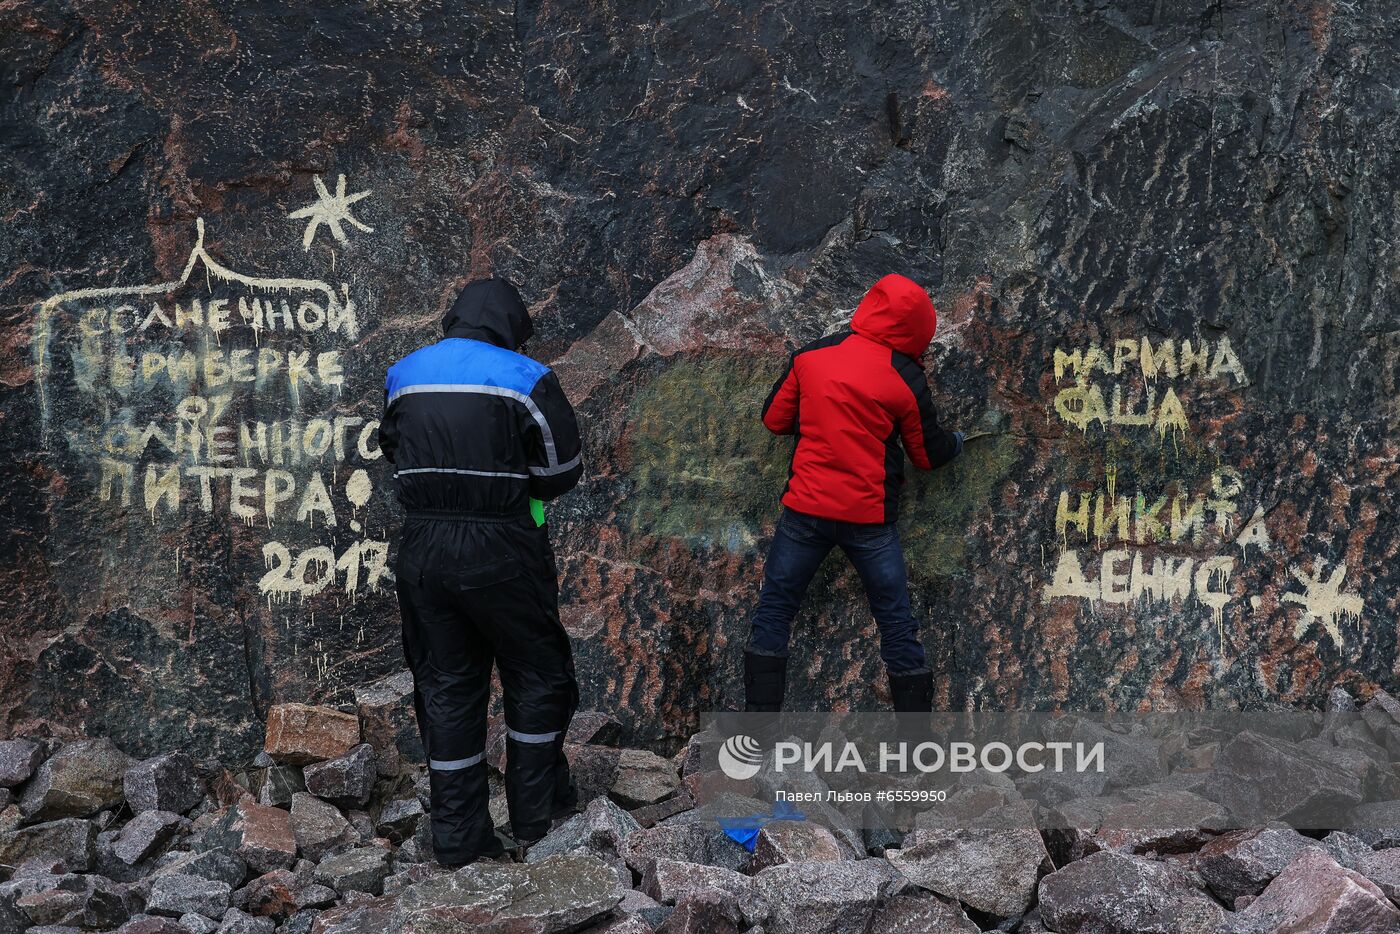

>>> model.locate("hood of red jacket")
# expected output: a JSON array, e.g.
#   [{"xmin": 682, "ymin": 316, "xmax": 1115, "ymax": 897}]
[{"xmin": 850, "ymin": 274, "xmax": 937, "ymax": 358}]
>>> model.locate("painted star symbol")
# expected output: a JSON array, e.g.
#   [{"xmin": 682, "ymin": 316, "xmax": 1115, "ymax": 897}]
[
  {"xmin": 288, "ymin": 174, "xmax": 373, "ymax": 251},
  {"xmin": 1283, "ymin": 558, "xmax": 1365, "ymax": 649}
]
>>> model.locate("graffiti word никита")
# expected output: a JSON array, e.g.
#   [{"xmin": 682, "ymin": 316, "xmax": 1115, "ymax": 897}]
[
  {"xmin": 1054, "ymin": 467, "xmax": 1270, "ymax": 550},
  {"xmin": 1050, "ymin": 336, "xmax": 1247, "ymax": 436},
  {"xmin": 769, "ymin": 741, "xmax": 1106, "ymax": 775}
]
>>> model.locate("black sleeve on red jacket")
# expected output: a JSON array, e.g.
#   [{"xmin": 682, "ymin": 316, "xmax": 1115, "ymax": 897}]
[
  {"xmin": 892, "ymin": 353, "xmax": 960, "ymax": 470},
  {"xmin": 761, "ymin": 357, "xmax": 799, "ymax": 435},
  {"xmin": 525, "ymin": 369, "xmax": 584, "ymax": 500}
]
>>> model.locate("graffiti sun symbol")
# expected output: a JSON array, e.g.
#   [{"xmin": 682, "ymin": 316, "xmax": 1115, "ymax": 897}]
[{"xmin": 288, "ymin": 174, "xmax": 374, "ymax": 251}]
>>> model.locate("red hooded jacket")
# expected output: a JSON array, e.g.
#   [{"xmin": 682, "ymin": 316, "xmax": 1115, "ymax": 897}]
[{"xmin": 761, "ymin": 274, "xmax": 961, "ymax": 524}]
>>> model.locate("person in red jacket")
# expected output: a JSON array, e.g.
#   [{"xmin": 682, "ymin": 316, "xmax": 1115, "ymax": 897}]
[{"xmin": 745, "ymin": 273, "xmax": 964, "ymax": 713}]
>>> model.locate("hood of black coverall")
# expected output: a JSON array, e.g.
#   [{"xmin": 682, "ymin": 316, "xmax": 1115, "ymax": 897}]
[{"xmin": 442, "ymin": 277, "xmax": 534, "ymax": 350}]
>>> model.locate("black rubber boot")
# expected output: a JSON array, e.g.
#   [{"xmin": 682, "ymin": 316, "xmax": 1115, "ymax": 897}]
[
  {"xmin": 888, "ymin": 669, "xmax": 933, "ymax": 748},
  {"xmin": 744, "ymin": 652, "xmax": 788, "ymax": 711},
  {"xmin": 888, "ymin": 669, "xmax": 934, "ymax": 712}
]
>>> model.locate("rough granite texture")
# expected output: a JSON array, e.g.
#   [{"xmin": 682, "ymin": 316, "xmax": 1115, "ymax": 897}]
[{"xmin": 2, "ymin": 2, "xmax": 1399, "ymax": 757}]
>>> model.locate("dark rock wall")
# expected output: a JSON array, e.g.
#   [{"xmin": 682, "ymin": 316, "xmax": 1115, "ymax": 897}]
[{"xmin": 2, "ymin": 1, "xmax": 1397, "ymax": 758}]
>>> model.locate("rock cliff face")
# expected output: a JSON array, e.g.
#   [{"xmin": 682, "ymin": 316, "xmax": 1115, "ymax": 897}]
[{"xmin": 2, "ymin": 1, "xmax": 1397, "ymax": 757}]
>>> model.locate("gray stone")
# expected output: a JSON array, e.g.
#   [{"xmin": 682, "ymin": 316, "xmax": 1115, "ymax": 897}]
[
  {"xmin": 629, "ymin": 790, "xmax": 695, "ymax": 829},
  {"xmin": 294, "ymin": 883, "xmax": 337, "ymax": 909},
  {"xmin": 372, "ymin": 797, "xmax": 423, "ymax": 844},
  {"xmin": 1329, "ymin": 687, "xmax": 1360, "ymax": 712},
  {"xmin": 617, "ymin": 887, "xmax": 670, "ymax": 928},
  {"xmin": 888, "ymin": 824, "xmax": 1050, "ymax": 918},
  {"xmin": 114, "ymin": 810, "xmax": 186, "ymax": 865},
  {"xmin": 125, "ymin": 754, "xmax": 206, "ymax": 816},
  {"xmin": 0, "ymin": 871, "xmax": 135, "ymax": 930},
  {"xmin": 1354, "ymin": 847, "xmax": 1400, "ymax": 903},
  {"xmin": 1195, "ymin": 825, "xmax": 1326, "ymax": 905},
  {"xmin": 1207, "ymin": 731, "xmax": 1363, "ymax": 826},
  {"xmin": 302, "ymin": 746, "xmax": 375, "ymax": 810},
  {"xmin": 1322, "ymin": 830, "xmax": 1374, "ymax": 870},
  {"xmin": 751, "ymin": 859, "xmax": 907, "ymax": 934},
  {"xmin": 354, "ymin": 671, "xmax": 423, "ymax": 777},
  {"xmin": 1091, "ymin": 789, "xmax": 1230, "ymax": 855},
  {"xmin": 527, "ymin": 795, "xmax": 641, "ymax": 863},
  {"xmin": 1348, "ymin": 799, "xmax": 1400, "ymax": 848},
  {"xmin": 642, "ymin": 858, "xmax": 767, "ymax": 927},
  {"xmin": 253, "ymin": 767, "xmax": 303, "ymax": 810},
  {"xmin": 608, "ymin": 749, "xmax": 681, "ymax": 810},
  {"xmin": 868, "ymin": 893, "xmax": 979, "ymax": 934},
  {"xmin": 1069, "ymin": 720, "xmax": 1167, "ymax": 791},
  {"xmin": 19, "ymin": 739, "xmax": 135, "ymax": 821},
  {"xmin": 314, "ymin": 847, "xmax": 392, "ymax": 896},
  {"xmin": 567, "ymin": 711, "xmax": 623, "ymax": 746},
  {"xmin": 1038, "ymin": 850, "xmax": 1226, "ymax": 934},
  {"xmin": 383, "ymin": 853, "xmax": 621, "ymax": 932},
  {"xmin": 1231, "ymin": 848, "xmax": 1400, "ymax": 933},
  {"xmin": 117, "ymin": 917, "xmax": 190, "ymax": 934},
  {"xmin": 653, "ymin": 894, "xmax": 740, "ymax": 934},
  {"xmin": 178, "ymin": 913, "xmax": 219, "ymax": 934},
  {"xmin": 621, "ymin": 819, "xmax": 750, "ymax": 874},
  {"xmin": 288, "ymin": 792, "xmax": 355, "ymax": 862},
  {"xmin": 215, "ymin": 908, "xmax": 274, "ymax": 934},
  {"xmin": 279, "ymin": 909, "xmax": 320, "ymax": 934},
  {"xmin": 0, "ymin": 742, "xmax": 43, "ymax": 789},
  {"xmin": 154, "ymin": 849, "xmax": 249, "ymax": 889},
  {"xmin": 146, "ymin": 874, "xmax": 232, "ymax": 920},
  {"xmin": 0, "ymin": 818, "xmax": 96, "ymax": 872},
  {"xmin": 566, "ymin": 745, "xmax": 623, "ymax": 806}
]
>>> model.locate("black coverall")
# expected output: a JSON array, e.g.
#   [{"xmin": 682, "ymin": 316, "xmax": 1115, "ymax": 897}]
[{"xmin": 379, "ymin": 277, "xmax": 584, "ymax": 865}]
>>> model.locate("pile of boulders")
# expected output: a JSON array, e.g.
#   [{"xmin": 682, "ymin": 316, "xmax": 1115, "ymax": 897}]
[{"xmin": 7, "ymin": 681, "xmax": 1400, "ymax": 933}]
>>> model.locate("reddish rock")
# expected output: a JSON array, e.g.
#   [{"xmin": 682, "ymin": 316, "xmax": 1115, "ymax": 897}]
[
  {"xmin": 264, "ymin": 706, "xmax": 361, "ymax": 767},
  {"xmin": 205, "ymin": 800, "xmax": 297, "ymax": 873},
  {"xmin": 238, "ymin": 868, "xmax": 299, "ymax": 919},
  {"xmin": 1195, "ymin": 825, "xmax": 1325, "ymax": 905},
  {"xmin": 750, "ymin": 820, "xmax": 852, "ymax": 871},
  {"xmin": 1235, "ymin": 848, "xmax": 1400, "ymax": 932}
]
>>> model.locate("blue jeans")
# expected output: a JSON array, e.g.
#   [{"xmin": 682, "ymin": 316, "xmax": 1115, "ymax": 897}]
[{"xmin": 747, "ymin": 508, "xmax": 928, "ymax": 674}]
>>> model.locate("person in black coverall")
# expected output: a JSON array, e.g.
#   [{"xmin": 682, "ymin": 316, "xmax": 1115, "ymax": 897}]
[{"xmin": 379, "ymin": 277, "xmax": 584, "ymax": 866}]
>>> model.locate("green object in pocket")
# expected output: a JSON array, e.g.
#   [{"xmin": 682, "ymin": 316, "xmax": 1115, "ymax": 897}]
[{"xmin": 530, "ymin": 498, "xmax": 546, "ymax": 527}]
